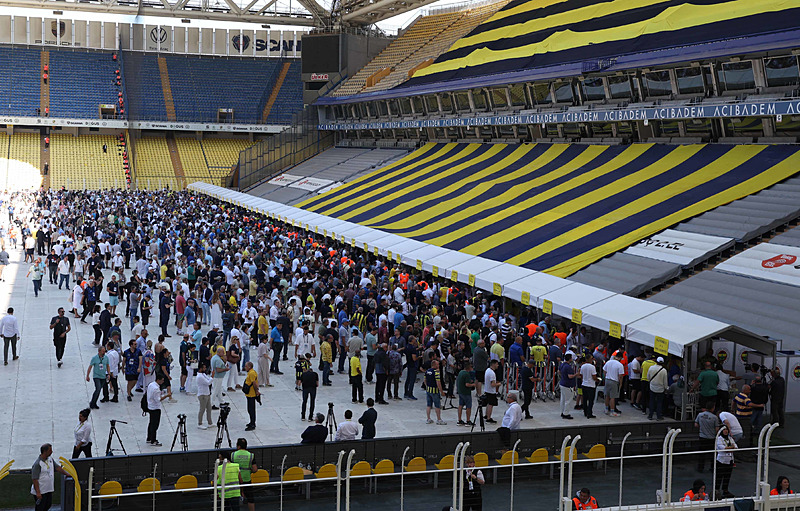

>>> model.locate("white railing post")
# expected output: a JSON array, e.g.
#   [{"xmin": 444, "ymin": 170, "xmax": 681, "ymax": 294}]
[
  {"xmin": 151, "ymin": 463, "xmax": 157, "ymax": 511},
  {"xmin": 88, "ymin": 467, "xmax": 94, "ymax": 511},
  {"xmin": 558, "ymin": 435, "xmax": 572, "ymax": 511},
  {"xmin": 712, "ymin": 428, "xmax": 724, "ymax": 501},
  {"xmin": 619, "ymin": 432, "xmax": 631, "ymax": 506},
  {"xmin": 660, "ymin": 429, "xmax": 675, "ymax": 503},
  {"xmin": 213, "ymin": 458, "xmax": 219, "ymax": 511},
  {"xmin": 336, "ymin": 450, "xmax": 345, "ymax": 511},
  {"xmin": 279, "ymin": 454, "xmax": 287, "ymax": 511},
  {"xmin": 458, "ymin": 442, "xmax": 470, "ymax": 511},
  {"xmin": 665, "ymin": 428, "xmax": 680, "ymax": 504},
  {"xmin": 452, "ymin": 442, "xmax": 464, "ymax": 510},
  {"xmin": 400, "ymin": 446, "xmax": 410, "ymax": 511},
  {"xmin": 220, "ymin": 460, "xmax": 227, "ymax": 511},
  {"xmin": 761, "ymin": 482, "xmax": 772, "ymax": 511},
  {"xmin": 756, "ymin": 423, "xmax": 771, "ymax": 497},
  {"xmin": 345, "ymin": 449, "xmax": 356, "ymax": 511},
  {"xmin": 566, "ymin": 435, "xmax": 581, "ymax": 508},
  {"xmin": 761, "ymin": 423, "xmax": 780, "ymax": 497},
  {"xmin": 510, "ymin": 438, "xmax": 521, "ymax": 511}
]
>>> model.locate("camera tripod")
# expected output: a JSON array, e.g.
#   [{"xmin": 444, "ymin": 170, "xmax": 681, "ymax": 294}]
[
  {"xmin": 470, "ymin": 402, "xmax": 486, "ymax": 433},
  {"xmin": 325, "ymin": 403, "xmax": 337, "ymax": 441},
  {"xmin": 105, "ymin": 420, "xmax": 127, "ymax": 456},
  {"xmin": 215, "ymin": 408, "xmax": 232, "ymax": 449},
  {"xmin": 171, "ymin": 414, "xmax": 189, "ymax": 452}
]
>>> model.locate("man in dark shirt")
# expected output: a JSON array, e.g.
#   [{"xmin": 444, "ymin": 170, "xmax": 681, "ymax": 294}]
[
  {"xmin": 300, "ymin": 364, "xmax": 319, "ymax": 421},
  {"xmin": 158, "ymin": 289, "xmax": 173, "ymax": 338},
  {"xmin": 358, "ymin": 398, "xmax": 378, "ymax": 439},
  {"xmin": 770, "ymin": 367, "xmax": 786, "ymax": 427},
  {"xmin": 750, "ymin": 375, "xmax": 770, "ymax": 433},
  {"xmin": 374, "ymin": 343, "xmax": 389, "ymax": 405},
  {"xmin": 46, "ymin": 249, "xmax": 60, "ymax": 284},
  {"xmin": 520, "ymin": 359, "xmax": 538, "ymax": 419},
  {"xmin": 301, "ymin": 413, "xmax": 327, "ymax": 443}
]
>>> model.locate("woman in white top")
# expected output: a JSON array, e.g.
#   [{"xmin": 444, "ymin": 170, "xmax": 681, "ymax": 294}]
[
  {"xmin": 71, "ymin": 282, "xmax": 84, "ymax": 318},
  {"xmin": 91, "ymin": 305, "xmax": 102, "ymax": 346},
  {"xmin": 463, "ymin": 455, "xmax": 484, "ymax": 510},
  {"xmin": 72, "ymin": 408, "xmax": 93, "ymax": 458},
  {"xmin": 716, "ymin": 426, "xmax": 737, "ymax": 498}
]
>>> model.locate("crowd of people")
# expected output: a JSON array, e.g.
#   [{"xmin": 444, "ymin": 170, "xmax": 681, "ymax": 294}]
[{"xmin": 0, "ymin": 187, "xmax": 789, "ymax": 510}]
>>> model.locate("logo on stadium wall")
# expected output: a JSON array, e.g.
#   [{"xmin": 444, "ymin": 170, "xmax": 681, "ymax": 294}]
[
  {"xmin": 150, "ymin": 27, "xmax": 168, "ymax": 44},
  {"xmin": 232, "ymin": 35, "xmax": 250, "ymax": 51},
  {"xmin": 761, "ymin": 254, "xmax": 797, "ymax": 268},
  {"xmin": 740, "ymin": 351, "xmax": 748, "ymax": 363},
  {"xmin": 51, "ymin": 21, "xmax": 66, "ymax": 37},
  {"xmin": 716, "ymin": 349, "xmax": 728, "ymax": 363},
  {"xmin": 793, "ymin": 365, "xmax": 800, "ymax": 381}
]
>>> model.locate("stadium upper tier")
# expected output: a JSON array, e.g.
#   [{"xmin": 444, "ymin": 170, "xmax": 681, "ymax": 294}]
[
  {"xmin": 298, "ymin": 142, "xmax": 800, "ymax": 277},
  {"xmin": 0, "ymin": 45, "xmax": 302, "ymax": 124}
]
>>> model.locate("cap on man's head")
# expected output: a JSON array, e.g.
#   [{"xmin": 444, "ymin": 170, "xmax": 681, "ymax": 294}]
[{"xmin": 657, "ymin": 356, "xmax": 665, "ymax": 363}]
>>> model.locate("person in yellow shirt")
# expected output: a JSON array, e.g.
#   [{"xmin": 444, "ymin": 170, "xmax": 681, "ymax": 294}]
[
  {"xmin": 243, "ymin": 361, "xmax": 260, "ymax": 431},
  {"xmin": 350, "ymin": 355, "xmax": 363, "ymax": 403},
  {"xmin": 215, "ymin": 450, "xmax": 242, "ymax": 505},
  {"xmin": 321, "ymin": 336, "xmax": 333, "ymax": 386}
]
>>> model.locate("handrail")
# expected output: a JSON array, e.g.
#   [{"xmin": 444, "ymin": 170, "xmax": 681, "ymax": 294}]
[
  {"xmin": 760, "ymin": 423, "xmax": 780, "ymax": 498},
  {"xmin": 566, "ymin": 435, "xmax": 581, "ymax": 507},
  {"xmin": 457, "ymin": 441, "xmax": 470, "ymax": 511},
  {"xmin": 451, "ymin": 442, "xmax": 464, "ymax": 511},
  {"xmin": 510, "ymin": 438, "xmax": 521, "ymax": 511},
  {"xmin": 619, "ymin": 432, "xmax": 632, "ymax": 506},
  {"xmin": 558, "ymin": 434, "xmax": 572, "ymax": 511}
]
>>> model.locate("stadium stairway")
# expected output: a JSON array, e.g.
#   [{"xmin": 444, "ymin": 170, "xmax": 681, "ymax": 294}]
[
  {"xmin": 40, "ymin": 132, "xmax": 49, "ymax": 188},
  {"xmin": 39, "ymin": 50, "xmax": 49, "ymax": 117},
  {"xmin": 157, "ymin": 56, "xmax": 177, "ymax": 121},
  {"xmin": 261, "ymin": 61, "xmax": 292, "ymax": 123},
  {"xmin": 165, "ymin": 134, "xmax": 186, "ymax": 188}
]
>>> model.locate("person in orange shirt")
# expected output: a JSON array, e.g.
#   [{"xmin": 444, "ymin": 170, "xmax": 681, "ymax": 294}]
[
  {"xmin": 772, "ymin": 476, "xmax": 793, "ymax": 495},
  {"xmin": 681, "ymin": 479, "xmax": 708, "ymax": 502}
]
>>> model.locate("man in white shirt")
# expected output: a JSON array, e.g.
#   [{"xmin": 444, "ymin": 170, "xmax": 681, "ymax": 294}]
[
  {"xmin": 1, "ymin": 307, "xmax": 20, "ymax": 365},
  {"xmin": 483, "ymin": 359, "xmax": 501, "ymax": 423},
  {"xmin": 602, "ymin": 352, "xmax": 625, "ymax": 417},
  {"xmin": 106, "ymin": 341, "xmax": 121, "ymax": 402},
  {"xmin": 334, "ymin": 409, "xmax": 359, "ymax": 441},
  {"xmin": 195, "ymin": 364, "xmax": 213, "ymax": 429},
  {"xmin": 57, "ymin": 256, "xmax": 71, "ymax": 290},
  {"xmin": 718, "ymin": 410, "xmax": 743, "ymax": 443},
  {"xmin": 146, "ymin": 375, "xmax": 167, "ymax": 446},
  {"xmin": 31, "ymin": 443, "xmax": 69, "ymax": 510},
  {"xmin": 295, "ymin": 324, "xmax": 315, "ymax": 359},
  {"xmin": 628, "ymin": 354, "xmax": 644, "ymax": 411},
  {"xmin": 647, "ymin": 357, "xmax": 669, "ymax": 421},
  {"xmin": 579, "ymin": 357, "xmax": 598, "ymax": 419},
  {"xmin": 497, "ymin": 391, "xmax": 522, "ymax": 449}
]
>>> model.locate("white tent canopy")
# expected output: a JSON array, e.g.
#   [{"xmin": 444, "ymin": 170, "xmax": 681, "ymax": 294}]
[
  {"xmin": 715, "ymin": 242, "xmax": 800, "ymax": 287},
  {"xmin": 188, "ymin": 182, "xmax": 776, "ymax": 359}
]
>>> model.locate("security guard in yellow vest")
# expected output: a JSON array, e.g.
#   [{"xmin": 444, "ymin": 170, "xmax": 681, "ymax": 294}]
[
  {"xmin": 233, "ymin": 438, "xmax": 258, "ymax": 511},
  {"xmin": 215, "ymin": 450, "xmax": 242, "ymax": 510}
]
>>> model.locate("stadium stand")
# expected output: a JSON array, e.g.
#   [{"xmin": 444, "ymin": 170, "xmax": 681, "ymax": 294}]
[
  {"xmin": 332, "ymin": 11, "xmax": 466, "ymax": 97},
  {"xmin": 49, "ymin": 49, "xmax": 119, "ymax": 118},
  {"xmin": 132, "ymin": 136, "xmax": 181, "ymax": 190},
  {"xmin": 8, "ymin": 132, "xmax": 40, "ymax": 172},
  {"xmin": 174, "ymin": 136, "xmax": 213, "ymax": 185},
  {"xmin": 359, "ymin": 1, "xmax": 509, "ymax": 93},
  {"xmin": 121, "ymin": 53, "xmax": 167, "ymax": 121},
  {"xmin": 173, "ymin": 136, "xmax": 253, "ymax": 187},
  {"xmin": 299, "ymin": 142, "xmax": 800, "ymax": 276},
  {"xmin": 49, "ymin": 134, "xmax": 126, "ymax": 189},
  {"xmin": 0, "ymin": 46, "xmax": 41, "ymax": 117}
]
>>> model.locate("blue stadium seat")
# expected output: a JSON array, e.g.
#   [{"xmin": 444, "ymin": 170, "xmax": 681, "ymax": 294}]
[
  {"xmin": 50, "ymin": 49, "xmax": 120, "ymax": 118},
  {"xmin": 0, "ymin": 47, "xmax": 41, "ymax": 116}
]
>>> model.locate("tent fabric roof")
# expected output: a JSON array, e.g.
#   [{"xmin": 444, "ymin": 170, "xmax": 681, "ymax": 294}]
[
  {"xmin": 676, "ymin": 176, "xmax": 800, "ymax": 241},
  {"xmin": 622, "ymin": 229, "xmax": 735, "ymax": 267},
  {"xmin": 648, "ymin": 270, "xmax": 800, "ymax": 350},
  {"xmin": 189, "ymin": 181, "xmax": 775, "ymax": 358},
  {"xmin": 567, "ymin": 253, "xmax": 682, "ymax": 296},
  {"xmin": 714, "ymin": 242, "xmax": 800, "ymax": 287},
  {"xmin": 769, "ymin": 225, "xmax": 800, "ymax": 248}
]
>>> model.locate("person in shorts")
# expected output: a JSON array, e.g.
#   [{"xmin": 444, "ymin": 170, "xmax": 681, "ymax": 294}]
[
  {"xmin": 456, "ymin": 361, "xmax": 475, "ymax": 426},
  {"xmin": 425, "ymin": 357, "xmax": 447, "ymax": 425},
  {"xmin": 483, "ymin": 359, "xmax": 501, "ymax": 423}
]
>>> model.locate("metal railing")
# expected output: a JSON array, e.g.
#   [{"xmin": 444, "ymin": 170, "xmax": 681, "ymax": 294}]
[{"xmin": 79, "ymin": 423, "xmax": 799, "ymax": 511}]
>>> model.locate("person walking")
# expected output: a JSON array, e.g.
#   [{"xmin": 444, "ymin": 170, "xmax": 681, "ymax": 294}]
[
  {"xmin": 1, "ymin": 307, "xmax": 20, "ymax": 365},
  {"xmin": 359, "ymin": 398, "xmax": 378, "ymax": 439},
  {"xmin": 123, "ymin": 340, "xmax": 142, "ymax": 401},
  {"xmin": 86, "ymin": 345, "xmax": 110, "ymax": 409},
  {"xmin": 196, "ymin": 363, "xmax": 213, "ymax": 429},
  {"xmin": 106, "ymin": 341, "xmax": 120, "ymax": 402},
  {"xmin": 300, "ymin": 362, "xmax": 318, "ymax": 421},
  {"xmin": 243, "ymin": 361, "xmax": 259, "ymax": 431},
  {"xmin": 57, "ymin": 256, "xmax": 70, "ymax": 290},
  {"xmin": 31, "ymin": 443, "xmax": 70, "ymax": 511},
  {"xmin": 27, "ymin": 257, "xmax": 44, "ymax": 297},
  {"xmin": 50, "ymin": 307, "xmax": 71, "ymax": 367},
  {"xmin": 0, "ymin": 246, "xmax": 8, "ymax": 282},
  {"xmin": 72, "ymin": 408, "xmax": 93, "ymax": 458},
  {"xmin": 520, "ymin": 359, "xmax": 537, "ymax": 419},
  {"xmin": 233, "ymin": 438, "xmax": 258, "ymax": 511},
  {"xmin": 146, "ymin": 374, "xmax": 167, "ymax": 446}
]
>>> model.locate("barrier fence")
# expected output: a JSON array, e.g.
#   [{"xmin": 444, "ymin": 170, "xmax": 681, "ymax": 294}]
[{"xmin": 56, "ymin": 423, "xmax": 800, "ymax": 511}]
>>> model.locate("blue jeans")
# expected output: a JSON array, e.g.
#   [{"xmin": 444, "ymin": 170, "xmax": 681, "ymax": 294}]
[
  {"xmin": 337, "ymin": 345, "xmax": 347, "ymax": 372},
  {"xmin": 270, "ymin": 343, "xmax": 282, "ymax": 372},
  {"xmin": 32, "ymin": 278, "xmax": 42, "ymax": 297},
  {"xmin": 90, "ymin": 377, "xmax": 106, "ymax": 406},
  {"xmin": 648, "ymin": 391, "xmax": 665, "ymax": 419},
  {"xmin": 751, "ymin": 409, "xmax": 764, "ymax": 432},
  {"xmin": 404, "ymin": 366, "xmax": 416, "ymax": 397},
  {"xmin": 202, "ymin": 303, "xmax": 211, "ymax": 324},
  {"xmin": 58, "ymin": 273, "xmax": 70, "ymax": 289},
  {"xmin": 322, "ymin": 361, "xmax": 331, "ymax": 385},
  {"xmin": 241, "ymin": 343, "xmax": 250, "ymax": 367}
]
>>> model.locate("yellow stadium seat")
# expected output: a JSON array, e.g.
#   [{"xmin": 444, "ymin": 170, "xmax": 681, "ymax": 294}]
[
  {"xmin": 404, "ymin": 457, "xmax": 426, "ymax": 473},
  {"xmin": 526, "ymin": 448, "xmax": 548, "ymax": 464},
  {"xmin": 554, "ymin": 446, "xmax": 577, "ymax": 461},
  {"xmin": 473, "ymin": 453, "xmax": 489, "ymax": 468},
  {"xmin": 434, "ymin": 455, "xmax": 454, "ymax": 470},
  {"xmin": 98, "ymin": 480, "xmax": 122, "ymax": 497},
  {"xmin": 372, "ymin": 459, "xmax": 394, "ymax": 474},
  {"xmin": 137, "ymin": 478, "xmax": 161, "ymax": 492},
  {"xmin": 174, "ymin": 475, "xmax": 197, "ymax": 490},
  {"xmin": 350, "ymin": 461, "xmax": 371, "ymax": 476},
  {"xmin": 582, "ymin": 444, "xmax": 607, "ymax": 472},
  {"xmin": 251, "ymin": 469, "xmax": 269, "ymax": 484},
  {"xmin": 314, "ymin": 463, "xmax": 338, "ymax": 479},
  {"xmin": 282, "ymin": 466, "xmax": 305, "ymax": 482},
  {"xmin": 496, "ymin": 451, "xmax": 519, "ymax": 466}
]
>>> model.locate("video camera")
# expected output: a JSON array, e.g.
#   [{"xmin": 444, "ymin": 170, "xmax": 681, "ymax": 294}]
[{"xmin": 219, "ymin": 403, "xmax": 231, "ymax": 421}]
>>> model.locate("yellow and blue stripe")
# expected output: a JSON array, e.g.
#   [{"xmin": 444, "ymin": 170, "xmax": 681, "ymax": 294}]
[{"xmin": 298, "ymin": 143, "xmax": 800, "ymax": 277}]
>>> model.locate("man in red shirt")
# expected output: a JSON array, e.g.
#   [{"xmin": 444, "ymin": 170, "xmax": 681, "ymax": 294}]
[{"xmin": 175, "ymin": 289, "xmax": 187, "ymax": 335}]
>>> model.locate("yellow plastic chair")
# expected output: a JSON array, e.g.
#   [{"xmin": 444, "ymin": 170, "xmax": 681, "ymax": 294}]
[
  {"xmin": 315, "ymin": 463, "xmax": 338, "ymax": 479},
  {"xmin": 526, "ymin": 448, "xmax": 548, "ymax": 464},
  {"xmin": 582, "ymin": 444, "xmax": 607, "ymax": 472},
  {"xmin": 137, "ymin": 478, "xmax": 161, "ymax": 492},
  {"xmin": 372, "ymin": 459, "xmax": 394, "ymax": 474},
  {"xmin": 351, "ymin": 461, "xmax": 371, "ymax": 476},
  {"xmin": 404, "ymin": 457, "xmax": 426, "ymax": 473},
  {"xmin": 98, "ymin": 481, "xmax": 122, "ymax": 497},
  {"xmin": 174, "ymin": 475, "xmax": 197, "ymax": 490},
  {"xmin": 554, "ymin": 446, "xmax": 577, "ymax": 461},
  {"xmin": 434, "ymin": 455, "xmax": 454, "ymax": 470},
  {"xmin": 282, "ymin": 466, "xmax": 305, "ymax": 482},
  {"xmin": 251, "ymin": 469, "xmax": 270, "ymax": 484},
  {"xmin": 473, "ymin": 453, "xmax": 489, "ymax": 468},
  {"xmin": 496, "ymin": 451, "xmax": 519, "ymax": 465}
]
